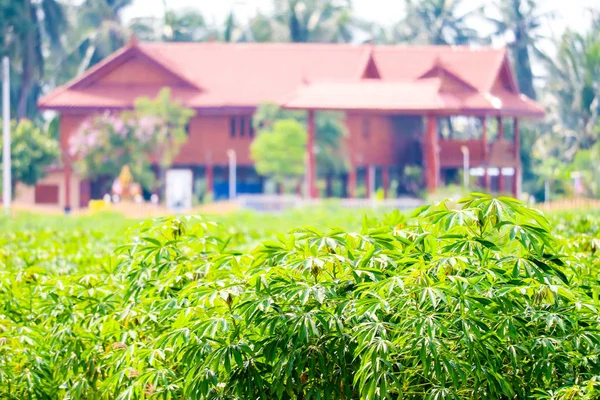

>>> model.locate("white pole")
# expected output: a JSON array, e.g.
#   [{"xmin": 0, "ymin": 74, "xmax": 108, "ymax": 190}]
[
  {"xmin": 460, "ymin": 145, "xmax": 469, "ymax": 190},
  {"xmin": 545, "ymin": 177, "xmax": 550, "ymax": 204},
  {"xmin": 2, "ymin": 56, "xmax": 10, "ymax": 215},
  {"xmin": 368, "ymin": 165, "xmax": 375, "ymax": 200},
  {"xmin": 304, "ymin": 151, "xmax": 309, "ymax": 199},
  {"xmin": 227, "ymin": 149, "xmax": 236, "ymax": 200}
]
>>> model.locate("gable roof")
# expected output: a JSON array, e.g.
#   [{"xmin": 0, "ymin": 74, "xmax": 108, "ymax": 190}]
[
  {"xmin": 283, "ymin": 79, "xmax": 544, "ymax": 117},
  {"xmin": 38, "ymin": 40, "xmax": 200, "ymax": 109},
  {"xmin": 38, "ymin": 41, "xmax": 542, "ymax": 117}
]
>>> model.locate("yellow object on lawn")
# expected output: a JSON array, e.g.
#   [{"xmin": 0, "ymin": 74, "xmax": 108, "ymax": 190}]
[{"xmin": 89, "ymin": 199, "xmax": 110, "ymax": 213}]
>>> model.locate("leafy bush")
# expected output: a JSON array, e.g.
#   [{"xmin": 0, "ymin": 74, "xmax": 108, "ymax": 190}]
[
  {"xmin": 2, "ymin": 196, "xmax": 600, "ymax": 399},
  {"xmin": 0, "ymin": 119, "xmax": 59, "ymax": 188}
]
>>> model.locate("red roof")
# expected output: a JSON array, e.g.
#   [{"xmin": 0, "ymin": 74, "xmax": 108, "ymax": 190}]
[
  {"xmin": 38, "ymin": 41, "xmax": 543, "ymax": 117},
  {"xmin": 283, "ymin": 79, "xmax": 544, "ymax": 117},
  {"xmin": 283, "ymin": 79, "xmax": 445, "ymax": 111}
]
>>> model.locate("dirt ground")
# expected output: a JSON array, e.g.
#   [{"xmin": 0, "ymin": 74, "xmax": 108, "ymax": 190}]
[{"xmin": 10, "ymin": 200, "xmax": 241, "ymax": 218}]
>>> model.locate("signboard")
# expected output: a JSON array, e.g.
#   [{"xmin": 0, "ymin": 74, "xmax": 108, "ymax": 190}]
[{"xmin": 165, "ymin": 169, "xmax": 193, "ymax": 212}]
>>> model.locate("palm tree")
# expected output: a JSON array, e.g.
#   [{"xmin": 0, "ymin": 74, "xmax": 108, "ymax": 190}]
[
  {"xmin": 271, "ymin": 0, "xmax": 368, "ymax": 43},
  {"xmin": 546, "ymin": 26, "xmax": 600, "ymax": 151},
  {"xmin": 130, "ymin": 1, "xmax": 215, "ymax": 43},
  {"xmin": 1, "ymin": 0, "xmax": 66, "ymax": 119},
  {"xmin": 224, "ymin": 10, "xmax": 281, "ymax": 43},
  {"xmin": 392, "ymin": 0, "xmax": 483, "ymax": 45},
  {"xmin": 487, "ymin": 0, "xmax": 553, "ymax": 100},
  {"xmin": 57, "ymin": 0, "xmax": 132, "ymax": 86}
]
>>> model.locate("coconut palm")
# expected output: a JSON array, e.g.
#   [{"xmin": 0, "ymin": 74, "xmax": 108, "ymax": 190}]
[
  {"xmin": 56, "ymin": 0, "xmax": 131, "ymax": 86},
  {"xmin": 487, "ymin": 0, "xmax": 553, "ymax": 100},
  {"xmin": 392, "ymin": 0, "xmax": 483, "ymax": 45},
  {"xmin": 130, "ymin": 0, "xmax": 215, "ymax": 43},
  {"xmin": 270, "ymin": 0, "xmax": 370, "ymax": 43},
  {"xmin": 546, "ymin": 27, "xmax": 600, "ymax": 150},
  {"xmin": 1, "ymin": 0, "xmax": 66, "ymax": 119}
]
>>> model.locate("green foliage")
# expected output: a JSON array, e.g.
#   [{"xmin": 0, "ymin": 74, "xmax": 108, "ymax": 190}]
[
  {"xmin": 0, "ymin": 119, "xmax": 59, "ymax": 188},
  {"xmin": 1, "ymin": 0, "xmax": 66, "ymax": 118},
  {"xmin": 251, "ymin": 119, "xmax": 307, "ymax": 184},
  {"xmin": 393, "ymin": 0, "xmax": 482, "ymax": 45},
  {"xmin": 70, "ymin": 88, "xmax": 194, "ymax": 191},
  {"xmin": 489, "ymin": 0, "xmax": 550, "ymax": 100},
  {"xmin": 69, "ymin": 111, "xmax": 156, "ymax": 190},
  {"xmin": 253, "ymin": 103, "xmax": 348, "ymax": 178},
  {"xmin": 399, "ymin": 165, "xmax": 423, "ymax": 196},
  {"xmin": 547, "ymin": 26, "xmax": 600, "ymax": 149},
  {"xmin": 2, "ymin": 196, "xmax": 600, "ymax": 398},
  {"xmin": 130, "ymin": 8, "xmax": 212, "ymax": 42},
  {"xmin": 134, "ymin": 87, "xmax": 195, "ymax": 168}
]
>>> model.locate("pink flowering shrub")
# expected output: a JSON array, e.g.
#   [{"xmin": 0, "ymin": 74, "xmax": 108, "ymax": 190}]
[
  {"xmin": 70, "ymin": 88, "xmax": 195, "ymax": 192},
  {"xmin": 70, "ymin": 111, "xmax": 156, "ymax": 190}
]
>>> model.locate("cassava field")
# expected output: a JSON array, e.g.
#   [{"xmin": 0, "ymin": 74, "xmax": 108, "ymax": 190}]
[{"xmin": 2, "ymin": 195, "xmax": 600, "ymax": 399}]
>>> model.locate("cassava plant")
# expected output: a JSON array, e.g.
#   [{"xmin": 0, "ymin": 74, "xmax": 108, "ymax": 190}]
[{"xmin": 2, "ymin": 196, "xmax": 600, "ymax": 399}]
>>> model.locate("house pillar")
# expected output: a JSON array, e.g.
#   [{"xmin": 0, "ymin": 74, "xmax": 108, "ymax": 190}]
[
  {"xmin": 481, "ymin": 117, "xmax": 490, "ymax": 192},
  {"xmin": 325, "ymin": 174, "xmax": 333, "ymax": 197},
  {"xmin": 382, "ymin": 166, "xmax": 390, "ymax": 198},
  {"xmin": 347, "ymin": 167, "xmax": 357, "ymax": 198},
  {"xmin": 497, "ymin": 116, "xmax": 505, "ymax": 193},
  {"xmin": 513, "ymin": 117, "xmax": 520, "ymax": 198},
  {"xmin": 205, "ymin": 151, "xmax": 213, "ymax": 198},
  {"xmin": 64, "ymin": 162, "xmax": 72, "ymax": 213},
  {"xmin": 366, "ymin": 165, "xmax": 375, "ymax": 199},
  {"xmin": 424, "ymin": 115, "xmax": 439, "ymax": 192},
  {"xmin": 205, "ymin": 164, "xmax": 213, "ymax": 198},
  {"xmin": 307, "ymin": 109, "xmax": 317, "ymax": 198},
  {"xmin": 60, "ymin": 128, "xmax": 72, "ymax": 213}
]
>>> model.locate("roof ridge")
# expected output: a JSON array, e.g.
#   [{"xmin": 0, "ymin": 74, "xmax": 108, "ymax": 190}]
[
  {"xmin": 483, "ymin": 49, "xmax": 517, "ymax": 93},
  {"xmin": 141, "ymin": 41, "xmax": 504, "ymax": 52},
  {"xmin": 138, "ymin": 46, "xmax": 199, "ymax": 88},
  {"xmin": 417, "ymin": 59, "xmax": 478, "ymax": 92}
]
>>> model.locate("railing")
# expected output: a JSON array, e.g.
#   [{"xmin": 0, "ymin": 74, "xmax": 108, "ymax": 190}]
[
  {"xmin": 12, "ymin": 195, "xmax": 426, "ymax": 217},
  {"xmin": 237, "ymin": 194, "xmax": 424, "ymax": 212},
  {"xmin": 536, "ymin": 198, "xmax": 600, "ymax": 212}
]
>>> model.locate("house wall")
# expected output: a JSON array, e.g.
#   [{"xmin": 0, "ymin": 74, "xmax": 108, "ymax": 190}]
[
  {"xmin": 25, "ymin": 110, "xmax": 431, "ymax": 208},
  {"xmin": 345, "ymin": 113, "xmax": 396, "ymax": 166},
  {"xmin": 99, "ymin": 57, "xmax": 182, "ymax": 85},
  {"xmin": 15, "ymin": 170, "xmax": 82, "ymax": 210},
  {"xmin": 345, "ymin": 113, "xmax": 424, "ymax": 168},
  {"xmin": 174, "ymin": 114, "xmax": 255, "ymax": 166}
]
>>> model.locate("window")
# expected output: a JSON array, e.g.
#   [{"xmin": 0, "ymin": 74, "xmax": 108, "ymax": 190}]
[
  {"xmin": 230, "ymin": 117, "xmax": 236, "ymax": 138},
  {"xmin": 35, "ymin": 184, "xmax": 59, "ymax": 204},
  {"xmin": 230, "ymin": 116, "xmax": 254, "ymax": 139}
]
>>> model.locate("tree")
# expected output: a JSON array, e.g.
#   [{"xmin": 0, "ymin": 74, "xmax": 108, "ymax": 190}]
[
  {"xmin": 253, "ymin": 103, "xmax": 348, "ymax": 179},
  {"xmin": 0, "ymin": 119, "xmax": 59, "ymax": 191},
  {"xmin": 69, "ymin": 111, "xmax": 155, "ymax": 190},
  {"xmin": 546, "ymin": 26, "xmax": 600, "ymax": 150},
  {"xmin": 57, "ymin": 0, "xmax": 132, "ymax": 85},
  {"xmin": 134, "ymin": 88, "xmax": 195, "ymax": 189},
  {"xmin": 268, "ymin": 0, "xmax": 368, "ymax": 43},
  {"xmin": 392, "ymin": 0, "xmax": 482, "ymax": 45},
  {"xmin": 70, "ymin": 88, "xmax": 194, "ymax": 194},
  {"xmin": 129, "ymin": 2, "xmax": 216, "ymax": 42},
  {"xmin": 488, "ymin": 0, "xmax": 552, "ymax": 100},
  {"xmin": 251, "ymin": 119, "xmax": 307, "ymax": 187},
  {"xmin": 567, "ymin": 142, "xmax": 600, "ymax": 197},
  {"xmin": 0, "ymin": 0, "xmax": 66, "ymax": 119}
]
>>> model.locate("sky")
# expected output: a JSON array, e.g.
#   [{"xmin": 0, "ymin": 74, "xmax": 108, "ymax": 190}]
[{"xmin": 121, "ymin": 0, "xmax": 600, "ymax": 41}]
